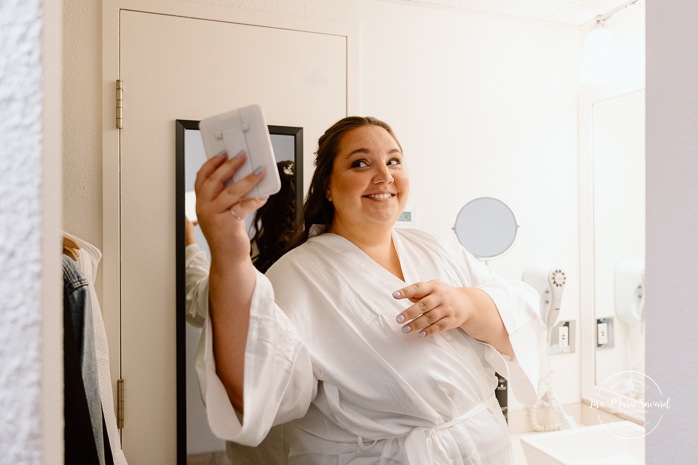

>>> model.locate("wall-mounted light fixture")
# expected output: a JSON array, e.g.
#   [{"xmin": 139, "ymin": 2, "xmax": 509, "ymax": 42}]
[{"xmin": 580, "ymin": 0, "xmax": 641, "ymax": 84}]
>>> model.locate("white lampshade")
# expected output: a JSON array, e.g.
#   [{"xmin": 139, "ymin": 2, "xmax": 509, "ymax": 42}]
[{"xmin": 581, "ymin": 21, "xmax": 620, "ymax": 84}]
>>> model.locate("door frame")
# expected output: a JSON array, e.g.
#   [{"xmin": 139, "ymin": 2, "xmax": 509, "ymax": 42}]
[{"xmin": 101, "ymin": 0, "xmax": 358, "ymax": 449}]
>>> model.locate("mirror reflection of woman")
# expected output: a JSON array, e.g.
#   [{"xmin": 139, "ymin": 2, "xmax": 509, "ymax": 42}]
[{"xmin": 192, "ymin": 116, "xmax": 541, "ymax": 464}]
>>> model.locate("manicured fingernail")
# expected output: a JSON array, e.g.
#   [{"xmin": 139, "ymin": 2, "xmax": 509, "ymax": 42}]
[
  {"xmin": 418, "ymin": 331, "xmax": 426, "ymax": 338},
  {"xmin": 253, "ymin": 166, "xmax": 264, "ymax": 175},
  {"xmin": 234, "ymin": 150, "xmax": 244, "ymax": 158},
  {"xmin": 392, "ymin": 291, "xmax": 401, "ymax": 298},
  {"xmin": 402, "ymin": 325, "xmax": 411, "ymax": 333},
  {"xmin": 216, "ymin": 150, "xmax": 227, "ymax": 158},
  {"xmin": 259, "ymin": 195, "xmax": 269, "ymax": 200},
  {"xmin": 396, "ymin": 315, "xmax": 405, "ymax": 324}
]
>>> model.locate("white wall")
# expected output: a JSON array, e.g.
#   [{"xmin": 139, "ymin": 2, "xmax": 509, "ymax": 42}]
[
  {"xmin": 646, "ymin": 1, "xmax": 698, "ymax": 463},
  {"xmin": 0, "ymin": 1, "xmax": 44, "ymax": 460},
  {"xmin": 62, "ymin": 0, "xmax": 102, "ymax": 275},
  {"xmin": 0, "ymin": 1, "xmax": 63, "ymax": 464},
  {"xmin": 358, "ymin": 1, "xmax": 583, "ymax": 409}
]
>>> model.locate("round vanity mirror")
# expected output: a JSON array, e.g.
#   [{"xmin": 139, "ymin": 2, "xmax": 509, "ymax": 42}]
[{"xmin": 454, "ymin": 197, "xmax": 518, "ymax": 259}]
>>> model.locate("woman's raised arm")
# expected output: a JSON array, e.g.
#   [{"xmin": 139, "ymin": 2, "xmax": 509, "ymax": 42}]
[{"xmin": 194, "ymin": 152, "xmax": 267, "ymax": 412}]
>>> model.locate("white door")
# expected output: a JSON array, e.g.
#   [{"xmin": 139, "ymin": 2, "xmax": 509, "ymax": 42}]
[{"xmin": 113, "ymin": 6, "xmax": 355, "ymax": 463}]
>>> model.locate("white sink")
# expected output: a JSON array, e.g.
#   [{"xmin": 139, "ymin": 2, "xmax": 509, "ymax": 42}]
[{"xmin": 519, "ymin": 421, "xmax": 644, "ymax": 465}]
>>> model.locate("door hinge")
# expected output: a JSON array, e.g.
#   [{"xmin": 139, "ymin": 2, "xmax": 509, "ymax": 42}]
[
  {"xmin": 116, "ymin": 80, "xmax": 124, "ymax": 129},
  {"xmin": 117, "ymin": 378, "xmax": 124, "ymax": 429}
]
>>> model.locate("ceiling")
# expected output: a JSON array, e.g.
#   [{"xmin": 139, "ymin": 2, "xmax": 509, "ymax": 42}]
[{"xmin": 397, "ymin": 0, "xmax": 640, "ymax": 27}]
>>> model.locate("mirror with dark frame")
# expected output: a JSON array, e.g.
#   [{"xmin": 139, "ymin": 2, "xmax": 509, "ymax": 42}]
[{"xmin": 175, "ymin": 120, "xmax": 303, "ymax": 464}]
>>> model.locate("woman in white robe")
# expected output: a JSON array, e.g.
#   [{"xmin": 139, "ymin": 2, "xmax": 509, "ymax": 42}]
[{"xmin": 194, "ymin": 116, "xmax": 540, "ymax": 464}]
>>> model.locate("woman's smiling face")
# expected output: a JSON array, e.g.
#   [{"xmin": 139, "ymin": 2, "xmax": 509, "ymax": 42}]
[{"xmin": 327, "ymin": 125, "xmax": 409, "ymax": 237}]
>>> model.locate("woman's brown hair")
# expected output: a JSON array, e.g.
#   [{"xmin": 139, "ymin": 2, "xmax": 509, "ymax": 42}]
[{"xmin": 250, "ymin": 160, "xmax": 297, "ymax": 272}]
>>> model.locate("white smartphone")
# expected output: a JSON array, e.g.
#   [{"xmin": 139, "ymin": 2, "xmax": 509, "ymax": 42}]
[{"xmin": 199, "ymin": 104, "xmax": 281, "ymax": 198}]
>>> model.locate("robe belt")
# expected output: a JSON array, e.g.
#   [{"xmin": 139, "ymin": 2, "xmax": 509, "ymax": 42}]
[{"xmin": 357, "ymin": 395, "xmax": 500, "ymax": 464}]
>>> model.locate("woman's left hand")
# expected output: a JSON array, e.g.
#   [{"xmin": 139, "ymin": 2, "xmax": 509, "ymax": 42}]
[{"xmin": 392, "ymin": 280, "xmax": 474, "ymax": 337}]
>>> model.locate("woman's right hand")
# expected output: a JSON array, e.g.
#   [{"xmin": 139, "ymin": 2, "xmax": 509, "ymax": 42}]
[{"xmin": 194, "ymin": 152, "xmax": 267, "ymax": 263}]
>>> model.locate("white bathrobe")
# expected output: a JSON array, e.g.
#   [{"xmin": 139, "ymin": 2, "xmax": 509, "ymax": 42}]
[{"xmin": 196, "ymin": 228, "xmax": 540, "ymax": 464}]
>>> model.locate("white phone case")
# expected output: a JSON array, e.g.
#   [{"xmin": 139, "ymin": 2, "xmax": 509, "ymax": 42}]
[{"xmin": 199, "ymin": 104, "xmax": 281, "ymax": 198}]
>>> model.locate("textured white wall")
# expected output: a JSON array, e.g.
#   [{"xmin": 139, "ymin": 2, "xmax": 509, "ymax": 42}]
[
  {"xmin": 646, "ymin": 1, "xmax": 698, "ymax": 463},
  {"xmin": 0, "ymin": 0, "xmax": 62, "ymax": 463},
  {"xmin": 0, "ymin": 0, "xmax": 44, "ymax": 461}
]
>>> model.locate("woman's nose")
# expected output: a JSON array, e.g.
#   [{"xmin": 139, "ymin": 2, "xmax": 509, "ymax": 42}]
[{"xmin": 372, "ymin": 164, "xmax": 394, "ymax": 184}]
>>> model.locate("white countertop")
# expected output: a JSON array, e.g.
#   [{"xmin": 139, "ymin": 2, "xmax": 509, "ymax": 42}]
[{"xmin": 508, "ymin": 402, "xmax": 637, "ymax": 465}]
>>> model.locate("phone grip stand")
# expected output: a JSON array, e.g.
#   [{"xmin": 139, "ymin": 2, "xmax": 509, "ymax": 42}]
[{"xmin": 199, "ymin": 104, "xmax": 281, "ymax": 199}]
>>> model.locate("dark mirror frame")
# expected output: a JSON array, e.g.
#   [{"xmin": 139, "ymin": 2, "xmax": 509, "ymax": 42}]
[{"xmin": 175, "ymin": 120, "xmax": 303, "ymax": 464}]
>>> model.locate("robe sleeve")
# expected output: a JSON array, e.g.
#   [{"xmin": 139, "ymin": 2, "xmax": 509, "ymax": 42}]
[
  {"xmin": 185, "ymin": 243, "xmax": 210, "ymax": 328},
  {"xmin": 458, "ymin": 245, "xmax": 541, "ymax": 406},
  {"xmin": 196, "ymin": 269, "xmax": 317, "ymax": 446}
]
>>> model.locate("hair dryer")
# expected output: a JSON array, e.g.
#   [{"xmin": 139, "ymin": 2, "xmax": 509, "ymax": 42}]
[{"xmin": 522, "ymin": 263, "xmax": 566, "ymax": 329}]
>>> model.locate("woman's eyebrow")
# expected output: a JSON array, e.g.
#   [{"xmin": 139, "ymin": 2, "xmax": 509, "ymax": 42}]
[
  {"xmin": 345, "ymin": 148, "xmax": 371, "ymax": 158},
  {"xmin": 344, "ymin": 147, "xmax": 402, "ymax": 158}
]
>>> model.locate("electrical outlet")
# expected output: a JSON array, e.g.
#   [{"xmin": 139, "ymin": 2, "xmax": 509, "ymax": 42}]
[
  {"xmin": 549, "ymin": 320, "xmax": 575, "ymax": 354},
  {"xmin": 559, "ymin": 325, "xmax": 569, "ymax": 349},
  {"xmin": 596, "ymin": 317, "xmax": 615, "ymax": 349},
  {"xmin": 597, "ymin": 322, "xmax": 608, "ymax": 344}
]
